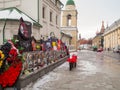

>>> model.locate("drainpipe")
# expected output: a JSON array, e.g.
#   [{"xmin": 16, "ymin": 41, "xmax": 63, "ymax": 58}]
[
  {"xmin": 3, "ymin": 19, "xmax": 7, "ymax": 44},
  {"xmin": 37, "ymin": 0, "xmax": 39, "ymax": 23},
  {"xmin": 60, "ymin": 32, "xmax": 64, "ymax": 41}
]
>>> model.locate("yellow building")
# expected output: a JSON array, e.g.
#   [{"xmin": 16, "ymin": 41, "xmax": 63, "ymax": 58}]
[
  {"xmin": 103, "ymin": 19, "xmax": 120, "ymax": 50},
  {"xmin": 92, "ymin": 35, "xmax": 102, "ymax": 49},
  {"xmin": 61, "ymin": 0, "xmax": 78, "ymax": 51},
  {"xmin": 92, "ymin": 21, "xmax": 105, "ymax": 49}
]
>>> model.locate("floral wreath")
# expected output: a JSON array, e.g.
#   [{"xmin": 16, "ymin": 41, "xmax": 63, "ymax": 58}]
[
  {"xmin": 0, "ymin": 39, "xmax": 24, "ymax": 88},
  {"xmin": 0, "ymin": 50, "xmax": 5, "ymax": 68}
]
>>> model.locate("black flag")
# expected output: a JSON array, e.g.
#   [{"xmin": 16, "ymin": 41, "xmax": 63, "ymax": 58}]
[
  {"xmin": 18, "ymin": 17, "xmax": 32, "ymax": 51},
  {"xmin": 18, "ymin": 17, "xmax": 29, "ymax": 40}
]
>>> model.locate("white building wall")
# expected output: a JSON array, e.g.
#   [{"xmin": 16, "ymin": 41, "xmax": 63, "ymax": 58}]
[
  {"xmin": 103, "ymin": 19, "xmax": 120, "ymax": 50},
  {"xmin": 40, "ymin": 0, "xmax": 61, "ymax": 39},
  {"xmin": 19, "ymin": 0, "xmax": 61, "ymax": 39},
  {"xmin": 0, "ymin": 21, "xmax": 4, "ymax": 45},
  {"xmin": 0, "ymin": 0, "xmax": 38, "ymax": 22},
  {"xmin": 0, "ymin": 21, "xmax": 19, "ymax": 45},
  {"xmin": 18, "ymin": 0, "xmax": 38, "ymax": 22},
  {"xmin": 0, "ymin": 0, "xmax": 62, "ymax": 41},
  {"xmin": 17, "ymin": 0, "xmax": 40, "ymax": 39},
  {"xmin": 0, "ymin": 0, "xmax": 21, "ymax": 8}
]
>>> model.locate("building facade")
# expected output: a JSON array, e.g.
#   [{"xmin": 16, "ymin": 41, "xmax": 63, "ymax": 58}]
[
  {"xmin": 103, "ymin": 19, "xmax": 120, "ymax": 50},
  {"xmin": 61, "ymin": 0, "xmax": 78, "ymax": 51},
  {"xmin": 0, "ymin": 7, "xmax": 42, "ymax": 45},
  {"xmin": 19, "ymin": 0, "xmax": 63, "ymax": 40},
  {"xmin": 61, "ymin": 31, "xmax": 72, "ymax": 45},
  {"xmin": 39, "ymin": 0, "xmax": 63, "ymax": 39},
  {"xmin": 92, "ymin": 35, "xmax": 102, "ymax": 49},
  {"xmin": 92, "ymin": 21, "xmax": 105, "ymax": 49},
  {"xmin": 0, "ymin": 0, "xmax": 21, "ymax": 8},
  {"xmin": 0, "ymin": 0, "xmax": 63, "ymax": 45}
]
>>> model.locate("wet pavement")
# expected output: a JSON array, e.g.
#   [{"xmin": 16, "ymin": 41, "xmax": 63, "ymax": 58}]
[
  {"xmin": 103, "ymin": 51, "xmax": 120, "ymax": 60},
  {"xmin": 22, "ymin": 50, "xmax": 120, "ymax": 90}
]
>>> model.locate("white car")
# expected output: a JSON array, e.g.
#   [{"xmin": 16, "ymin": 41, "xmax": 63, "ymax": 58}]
[{"xmin": 113, "ymin": 45, "xmax": 120, "ymax": 53}]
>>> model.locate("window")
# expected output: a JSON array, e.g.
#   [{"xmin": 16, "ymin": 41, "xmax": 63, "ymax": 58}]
[
  {"xmin": 50, "ymin": 11, "xmax": 52, "ymax": 22},
  {"xmin": 42, "ymin": 7, "xmax": 45, "ymax": 19},
  {"xmin": 67, "ymin": 14, "xmax": 71, "ymax": 26},
  {"xmin": 56, "ymin": 15, "xmax": 58, "ymax": 25}
]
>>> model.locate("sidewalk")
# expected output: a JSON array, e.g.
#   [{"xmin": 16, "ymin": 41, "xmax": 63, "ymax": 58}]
[{"xmin": 103, "ymin": 50, "xmax": 120, "ymax": 60}]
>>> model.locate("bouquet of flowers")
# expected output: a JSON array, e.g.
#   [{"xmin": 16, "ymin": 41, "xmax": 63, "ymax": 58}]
[
  {"xmin": 0, "ymin": 39, "xmax": 23, "ymax": 88},
  {"xmin": 0, "ymin": 50, "xmax": 5, "ymax": 68}
]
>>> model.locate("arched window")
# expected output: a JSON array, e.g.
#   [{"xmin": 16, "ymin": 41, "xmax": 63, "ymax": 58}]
[{"xmin": 67, "ymin": 14, "xmax": 71, "ymax": 26}]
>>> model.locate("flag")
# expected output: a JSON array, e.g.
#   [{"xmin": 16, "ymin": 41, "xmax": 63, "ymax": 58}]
[
  {"xmin": 18, "ymin": 17, "xmax": 29, "ymax": 40},
  {"xmin": 18, "ymin": 17, "xmax": 32, "ymax": 52}
]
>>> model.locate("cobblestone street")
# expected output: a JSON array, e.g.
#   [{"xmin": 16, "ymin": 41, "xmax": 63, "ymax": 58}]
[{"xmin": 22, "ymin": 50, "xmax": 120, "ymax": 90}]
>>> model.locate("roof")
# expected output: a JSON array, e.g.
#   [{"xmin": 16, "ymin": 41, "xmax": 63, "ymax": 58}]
[
  {"xmin": 100, "ymin": 21, "xmax": 105, "ymax": 34},
  {"xmin": 0, "ymin": 7, "xmax": 42, "ymax": 27},
  {"xmin": 66, "ymin": 0, "xmax": 75, "ymax": 5},
  {"xmin": 103, "ymin": 18, "xmax": 120, "ymax": 36},
  {"xmin": 61, "ymin": 31, "xmax": 72, "ymax": 38}
]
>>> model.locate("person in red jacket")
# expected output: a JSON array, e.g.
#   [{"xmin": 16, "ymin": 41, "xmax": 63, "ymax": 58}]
[
  {"xmin": 67, "ymin": 54, "xmax": 77, "ymax": 71},
  {"xmin": 72, "ymin": 54, "xmax": 77, "ymax": 68},
  {"xmin": 67, "ymin": 58, "xmax": 73, "ymax": 71}
]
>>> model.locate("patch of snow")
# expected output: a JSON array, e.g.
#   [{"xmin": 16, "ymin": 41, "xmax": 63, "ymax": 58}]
[{"xmin": 0, "ymin": 8, "xmax": 34, "ymax": 23}]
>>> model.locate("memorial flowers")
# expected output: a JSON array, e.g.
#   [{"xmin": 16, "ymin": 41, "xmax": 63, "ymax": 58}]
[
  {"xmin": 0, "ymin": 50, "xmax": 5, "ymax": 68},
  {"xmin": 0, "ymin": 62, "xmax": 22, "ymax": 87},
  {"xmin": 0, "ymin": 39, "xmax": 23, "ymax": 88}
]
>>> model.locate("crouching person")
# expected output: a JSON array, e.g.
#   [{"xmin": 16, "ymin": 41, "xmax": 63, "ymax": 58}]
[
  {"xmin": 72, "ymin": 54, "xmax": 77, "ymax": 68},
  {"xmin": 67, "ymin": 58, "xmax": 73, "ymax": 71},
  {"xmin": 67, "ymin": 54, "xmax": 77, "ymax": 71}
]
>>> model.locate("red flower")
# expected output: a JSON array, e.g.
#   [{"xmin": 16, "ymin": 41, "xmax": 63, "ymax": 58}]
[
  {"xmin": 0, "ymin": 40, "xmax": 23, "ymax": 88},
  {"xmin": 0, "ymin": 62, "xmax": 22, "ymax": 87},
  {"xmin": 6, "ymin": 48, "xmax": 18, "ymax": 63}
]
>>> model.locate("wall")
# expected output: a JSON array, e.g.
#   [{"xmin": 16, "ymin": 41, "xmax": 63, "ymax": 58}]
[
  {"xmin": 103, "ymin": 19, "xmax": 120, "ymax": 50},
  {"xmin": 40, "ymin": 0, "xmax": 61, "ymax": 39}
]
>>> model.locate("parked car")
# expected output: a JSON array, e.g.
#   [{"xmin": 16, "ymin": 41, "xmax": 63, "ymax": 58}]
[
  {"xmin": 97, "ymin": 48, "xmax": 103, "ymax": 52},
  {"xmin": 113, "ymin": 45, "xmax": 120, "ymax": 53}
]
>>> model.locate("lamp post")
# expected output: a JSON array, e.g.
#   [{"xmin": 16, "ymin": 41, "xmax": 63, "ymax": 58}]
[
  {"xmin": 109, "ymin": 37, "xmax": 111, "ymax": 50},
  {"xmin": 2, "ymin": 19, "xmax": 7, "ymax": 44}
]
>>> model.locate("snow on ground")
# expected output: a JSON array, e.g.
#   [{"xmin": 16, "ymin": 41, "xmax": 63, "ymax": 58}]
[
  {"xmin": 21, "ymin": 52, "xmax": 77, "ymax": 90},
  {"xmin": 21, "ymin": 63, "xmax": 67, "ymax": 90}
]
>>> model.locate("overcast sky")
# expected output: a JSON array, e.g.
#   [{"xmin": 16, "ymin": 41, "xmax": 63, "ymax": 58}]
[{"xmin": 60, "ymin": 0, "xmax": 120, "ymax": 39}]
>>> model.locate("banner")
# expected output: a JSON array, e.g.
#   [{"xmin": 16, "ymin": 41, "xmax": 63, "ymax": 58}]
[
  {"xmin": 18, "ymin": 17, "xmax": 32, "ymax": 40},
  {"xmin": 18, "ymin": 17, "xmax": 32, "ymax": 52}
]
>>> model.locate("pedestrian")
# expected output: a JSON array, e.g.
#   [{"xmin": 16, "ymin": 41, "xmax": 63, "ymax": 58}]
[
  {"xmin": 64, "ymin": 45, "xmax": 70, "ymax": 56},
  {"xmin": 72, "ymin": 54, "xmax": 77, "ymax": 68},
  {"xmin": 67, "ymin": 58, "xmax": 73, "ymax": 71},
  {"xmin": 67, "ymin": 54, "xmax": 77, "ymax": 71}
]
